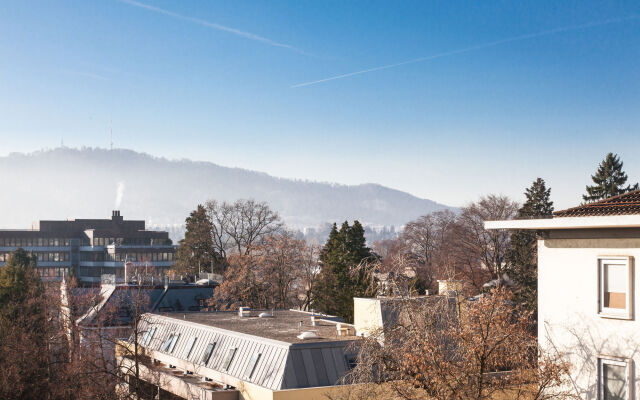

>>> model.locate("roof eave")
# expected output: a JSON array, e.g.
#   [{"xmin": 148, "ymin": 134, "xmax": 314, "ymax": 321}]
[{"xmin": 484, "ymin": 215, "xmax": 640, "ymax": 230}]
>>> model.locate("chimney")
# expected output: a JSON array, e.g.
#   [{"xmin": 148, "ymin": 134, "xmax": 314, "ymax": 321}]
[{"xmin": 111, "ymin": 210, "xmax": 123, "ymax": 222}]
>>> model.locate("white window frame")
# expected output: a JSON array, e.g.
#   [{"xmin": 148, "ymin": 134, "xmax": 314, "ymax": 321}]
[
  {"xmin": 598, "ymin": 356, "xmax": 632, "ymax": 400},
  {"xmin": 598, "ymin": 257, "xmax": 634, "ymax": 320}
]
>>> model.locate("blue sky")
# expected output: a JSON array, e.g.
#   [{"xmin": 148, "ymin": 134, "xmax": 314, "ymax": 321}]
[{"xmin": 1, "ymin": 0, "xmax": 640, "ymax": 209}]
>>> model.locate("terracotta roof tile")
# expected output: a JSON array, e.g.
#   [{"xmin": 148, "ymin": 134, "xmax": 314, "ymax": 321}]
[{"xmin": 554, "ymin": 190, "xmax": 640, "ymax": 217}]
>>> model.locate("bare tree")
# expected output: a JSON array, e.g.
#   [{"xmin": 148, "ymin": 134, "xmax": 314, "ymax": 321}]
[
  {"xmin": 297, "ymin": 243, "xmax": 320, "ymax": 310},
  {"xmin": 259, "ymin": 232, "xmax": 305, "ymax": 309},
  {"xmin": 402, "ymin": 210, "xmax": 458, "ymax": 289},
  {"xmin": 212, "ymin": 232, "xmax": 320, "ymax": 310},
  {"xmin": 206, "ymin": 199, "xmax": 283, "ymax": 258},
  {"xmin": 338, "ymin": 288, "xmax": 576, "ymax": 400},
  {"xmin": 455, "ymin": 195, "xmax": 518, "ymax": 287}
]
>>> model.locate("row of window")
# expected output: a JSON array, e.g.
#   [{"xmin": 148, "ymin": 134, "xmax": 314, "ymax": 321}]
[
  {"xmin": 0, "ymin": 252, "xmax": 70, "ymax": 262},
  {"xmin": 597, "ymin": 257, "xmax": 631, "ymax": 398},
  {"xmin": 77, "ymin": 266, "xmax": 170, "ymax": 278},
  {"xmin": 79, "ymin": 252, "xmax": 175, "ymax": 262},
  {"xmin": 0, "ymin": 237, "xmax": 71, "ymax": 247},
  {"xmin": 92, "ymin": 237, "xmax": 171, "ymax": 246},
  {"xmin": 109, "ymin": 252, "xmax": 174, "ymax": 262},
  {"xmin": 37, "ymin": 267, "xmax": 69, "ymax": 278},
  {"xmin": 143, "ymin": 329, "xmax": 260, "ymax": 379}
]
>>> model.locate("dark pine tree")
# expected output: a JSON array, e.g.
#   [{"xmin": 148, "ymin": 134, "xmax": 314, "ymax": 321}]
[
  {"xmin": 174, "ymin": 205, "xmax": 221, "ymax": 277},
  {"xmin": 583, "ymin": 153, "xmax": 639, "ymax": 203},
  {"xmin": 0, "ymin": 248, "xmax": 49, "ymax": 398},
  {"xmin": 312, "ymin": 221, "xmax": 377, "ymax": 322},
  {"xmin": 508, "ymin": 178, "xmax": 553, "ymax": 317}
]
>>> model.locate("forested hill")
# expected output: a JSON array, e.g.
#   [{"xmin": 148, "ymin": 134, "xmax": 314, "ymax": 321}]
[{"xmin": 0, "ymin": 147, "xmax": 454, "ymax": 235}]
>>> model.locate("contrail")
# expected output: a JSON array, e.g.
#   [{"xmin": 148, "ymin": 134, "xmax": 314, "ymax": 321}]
[
  {"xmin": 118, "ymin": 0, "xmax": 310, "ymax": 56},
  {"xmin": 291, "ymin": 15, "xmax": 640, "ymax": 88}
]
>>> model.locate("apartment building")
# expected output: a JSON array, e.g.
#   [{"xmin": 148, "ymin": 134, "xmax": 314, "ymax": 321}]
[
  {"xmin": 0, "ymin": 210, "xmax": 175, "ymax": 282},
  {"xmin": 485, "ymin": 190, "xmax": 640, "ymax": 399}
]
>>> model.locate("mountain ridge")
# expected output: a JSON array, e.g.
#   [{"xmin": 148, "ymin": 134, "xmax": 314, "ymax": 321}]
[{"xmin": 0, "ymin": 147, "xmax": 454, "ymax": 235}]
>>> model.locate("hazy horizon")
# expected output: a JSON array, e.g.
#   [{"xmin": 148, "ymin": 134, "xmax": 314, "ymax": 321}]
[{"xmin": 2, "ymin": 1, "xmax": 640, "ymax": 209}]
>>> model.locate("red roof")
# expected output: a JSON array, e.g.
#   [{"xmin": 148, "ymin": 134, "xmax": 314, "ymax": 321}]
[{"xmin": 554, "ymin": 190, "xmax": 640, "ymax": 217}]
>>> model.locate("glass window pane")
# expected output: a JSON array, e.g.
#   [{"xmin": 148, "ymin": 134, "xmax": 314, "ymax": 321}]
[
  {"xmin": 604, "ymin": 363, "xmax": 626, "ymax": 400},
  {"xmin": 201, "ymin": 343, "xmax": 216, "ymax": 364},
  {"xmin": 604, "ymin": 263, "xmax": 627, "ymax": 309},
  {"xmin": 245, "ymin": 353, "xmax": 261, "ymax": 378},
  {"xmin": 168, "ymin": 333, "xmax": 180, "ymax": 353},
  {"xmin": 161, "ymin": 335, "xmax": 174, "ymax": 352},
  {"xmin": 223, "ymin": 348, "xmax": 237, "ymax": 370},
  {"xmin": 183, "ymin": 337, "xmax": 197, "ymax": 359}
]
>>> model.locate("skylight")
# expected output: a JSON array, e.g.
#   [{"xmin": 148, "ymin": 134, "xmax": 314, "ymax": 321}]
[
  {"xmin": 244, "ymin": 353, "xmax": 261, "ymax": 379},
  {"xmin": 183, "ymin": 337, "xmax": 197, "ymax": 359},
  {"xmin": 201, "ymin": 342, "xmax": 216, "ymax": 364},
  {"xmin": 223, "ymin": 348, "xmax": 237, "ymax": 371},
  {"xmin": 168, "ymin": 333, "xmax": 180, "ymax": 353}
]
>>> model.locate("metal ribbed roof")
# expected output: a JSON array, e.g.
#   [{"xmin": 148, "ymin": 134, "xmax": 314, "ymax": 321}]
[{"xmin": 137, "ymin": 312, "xmax": 357, "ymax": 390}]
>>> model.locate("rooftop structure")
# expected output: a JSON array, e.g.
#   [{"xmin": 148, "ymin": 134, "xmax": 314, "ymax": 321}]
[
  {"xmin": 0, "ymin": 210, "xmax": 175, "ymax": 282},
  {"xmin": 120, "ymin": 308, "xmax": 359, "ymax": 400}
]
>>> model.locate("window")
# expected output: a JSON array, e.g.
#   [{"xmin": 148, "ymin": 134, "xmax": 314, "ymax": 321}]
[
  {"xmin": 344, "ymin": 355, "xmax": 357, "ymax": 370},
  {"xmin": 183, "ymin": 337, "xmax": 197, "ymax": 359},
  {"xmin": 222, "ymin": 348, "xmax": 237, "ymax": 370},
  {"xmin": 161, "ymin": 334, "xmax": 175, "ymax": 352},
  {"xmin": 143, "ymin": 326, "xmax": 157, "ymax": 346},
  {"xmin": 168, "ymin": 333, "xmax": 180, "ymax": 353},
  {"xmin": 599, "ymin": 357, "xmax": 630, "ymax": 400},
  {"xmin": 599, "ymin": 257, "xmax": 633, "ymax": 319},
  {"xmin": 244, "ymin": 353, "xmax": 261, "ymax": 378},
  {"xmin": 201, "ymin": 343, "xmax": 216, "ymax": 364}
]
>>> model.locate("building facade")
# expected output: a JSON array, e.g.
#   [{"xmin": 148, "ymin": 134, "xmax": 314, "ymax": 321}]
[
  {"xmin": 486, "ymin": 191, "xmax": 640, "ymax": 399},
  {"xmin": 0, "ymin": 210, "xmax": 175, "ymax": 282}
]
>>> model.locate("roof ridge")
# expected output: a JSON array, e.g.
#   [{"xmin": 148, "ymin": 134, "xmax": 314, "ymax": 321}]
[{"xmin": 554, "ymin": 190, "xmax": 640, "ymax": 217}]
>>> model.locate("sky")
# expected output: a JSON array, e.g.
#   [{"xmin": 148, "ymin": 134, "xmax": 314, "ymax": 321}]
[{"xmin": 1, "ymin": 0, "xmax": 640, "ymax": 209}]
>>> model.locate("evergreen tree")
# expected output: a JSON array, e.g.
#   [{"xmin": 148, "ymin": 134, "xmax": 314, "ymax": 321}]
[
  {"xmin": 174, "ymin": 205, "xmax": 220, "ymax": 277},
  {"xmin": 0, "ymin": 249, "xmax": 49, "ymax": 398},
  {"xmin": 583, "ymin": 152, "xmax": 639, "ymax": 202},
  {"xmin": 0, "ymin": 248, "xmax": 42, "ymax": 318},
  {"xmin": 312, "ymin": 221, "xmax": 377, "ymax": 322},
  {"xmin": 508, "ymin": 178, "xmax": 553, "ymax": 316}
]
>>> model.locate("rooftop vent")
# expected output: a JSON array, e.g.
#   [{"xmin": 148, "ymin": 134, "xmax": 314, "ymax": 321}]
[{"xmin": 297, "ymin": 331, "xmax": 319, "ymax": 340}]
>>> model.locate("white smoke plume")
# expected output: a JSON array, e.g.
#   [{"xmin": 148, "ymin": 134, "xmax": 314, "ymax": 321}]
[{"xmin": 115, "ymin": 181, "xmax": 125, "ymax": 209}]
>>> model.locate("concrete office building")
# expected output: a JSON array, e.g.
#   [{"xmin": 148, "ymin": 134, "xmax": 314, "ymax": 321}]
[{"xmin": 0, "ymin": 211, "xmax": 175, "ymax": 282}]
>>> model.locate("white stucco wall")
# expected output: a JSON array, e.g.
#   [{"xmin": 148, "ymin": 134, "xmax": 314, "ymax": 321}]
[{"xmin": 539, "ymin": 236, "xmax": 640, "ymax": 399}]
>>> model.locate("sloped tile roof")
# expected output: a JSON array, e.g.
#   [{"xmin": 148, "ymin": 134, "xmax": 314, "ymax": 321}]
[{"xmin": 554, "ymin": 190, "xmax": 640, "ymax": 217}]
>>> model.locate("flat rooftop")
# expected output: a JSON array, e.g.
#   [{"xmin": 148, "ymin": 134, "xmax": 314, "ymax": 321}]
[{"xmin": 157, "ymin": 309, "xmax": 357, "ymax": 344}]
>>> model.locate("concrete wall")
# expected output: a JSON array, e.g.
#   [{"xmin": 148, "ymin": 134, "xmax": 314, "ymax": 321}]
[
  {"xmin": 353, "ymin": 298, "xmax": 382, "ymax": 337},
  {"xmin": 538, "ymin": 233, "xmax": 640, "ymax": 399}
]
